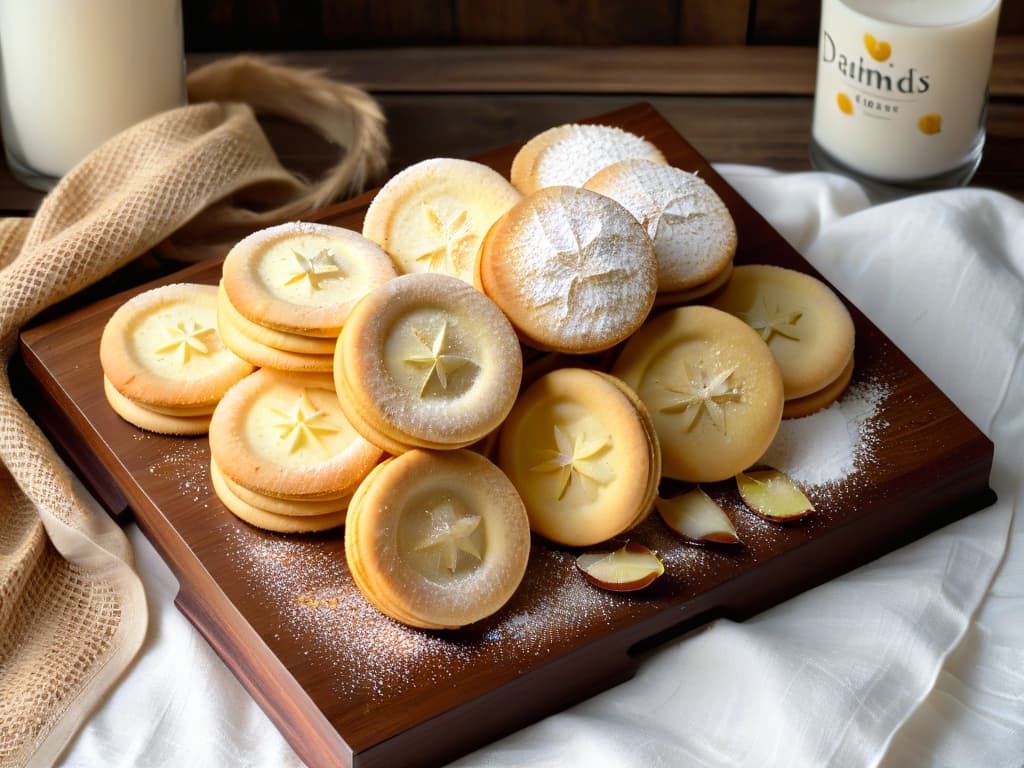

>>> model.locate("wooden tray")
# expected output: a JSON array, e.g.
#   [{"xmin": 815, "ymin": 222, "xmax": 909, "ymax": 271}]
[{"xmin": 15, "ymin": 103, "xmax": 995, "ymax": 768}]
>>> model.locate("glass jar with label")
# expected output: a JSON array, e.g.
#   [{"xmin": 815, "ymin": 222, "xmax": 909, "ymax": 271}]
[{"xmin": 810, "ymin": 0, "xmax": 1001, "ymax": 190}]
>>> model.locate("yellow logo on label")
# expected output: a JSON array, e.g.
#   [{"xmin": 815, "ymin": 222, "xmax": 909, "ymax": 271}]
[
  {"xmin": 837, "ymin": 92, "xmax": 854, "ymax": 115},
  {"xmin": 864, "ymin": 33, "xmax": 891, "ymax": 62},
  {"xmin": 918, "ymin": 114, "xmax": 942, "ymax": 134}
]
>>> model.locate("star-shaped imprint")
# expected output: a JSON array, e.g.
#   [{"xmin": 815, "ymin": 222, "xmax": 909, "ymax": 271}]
[
  {"xmin": 404, "ymin": 321, "xmax": 472, "ymax": 397},
  {"xmin": 649, "ymin": 192, "xmax": 708, "ymax": 241},
  {"xmin": 155, "ymin": 319, "xmax": 214, "ymax": 364},
  {"xmin": 268, "ymin": 389, "xmax": 339, "ymax": 454},
  {"xmin": 529, "ymin": 210, "xmax": 630, "ymax": 323},
  {"xmin": 659, "ymin": 362, "xmax": 742, "ymax": 434},
  {"xmin": 283, "ymin": 248, "xmax": 344, "ymax": 290},
  {"xmin": 415, "ymin": 204, "xmax": 476, "ymax": 275},
  {"xmin": 530, "ymin": 424, "xmax": 615, "ymax": 500},
  {"xmin": 739, "ymin": 299, "xmax": 803, "ymax": 343},
  {"xmin": 414, "ymin": 500, "xmax": 482, "ymax": 575}
]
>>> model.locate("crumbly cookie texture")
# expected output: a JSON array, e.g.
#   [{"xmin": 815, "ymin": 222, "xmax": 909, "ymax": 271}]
[
  {"xmin": 362, "ymin": 157, "xmax": 522, "ymax": 285},
  {"xmin": 709, "ymin": 264, "xmax": 855, "ymax": 402},
  {"xmin": 498, "ymin": 367, "xmax": 660, "ymax": 547},
  {"xmin": 585, "ymin": 158, "xmax": 736, "ymax": 293},
  {"xmin": 613, "ymin": 305, "xmax": 785, "ymax": 483},
  {"xmin": 345, "ymin": 449, "xmax": 531, "ymax": 629},
  {"xmin": 477, "ymin": 186, "xmax": 657, "ymax": 354},
  {"xmin": 510, "ymin": 123, "xmax": 667, "ymax": 195}
]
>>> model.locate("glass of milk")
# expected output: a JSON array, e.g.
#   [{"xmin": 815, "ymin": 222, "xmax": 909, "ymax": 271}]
[
  {"xmin": 0, "ymin": 0, "xmax": 186, "ymax": 191},
  {"xmin": 810, "ymin": 0, "xmax": 1001, "ymax": 190}
]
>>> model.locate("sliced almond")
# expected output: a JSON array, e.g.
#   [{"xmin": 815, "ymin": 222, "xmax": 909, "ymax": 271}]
[
  {"xmin": 575, "ymin": 541, "xmax": 664, "ymax": 592},
  {"xmin": 737, "ymin": 468, "xmax": 814, "ymax": 522},
  {"xmin": 656, "ymin": 487, "xmax": 740, "ymax": 544}
]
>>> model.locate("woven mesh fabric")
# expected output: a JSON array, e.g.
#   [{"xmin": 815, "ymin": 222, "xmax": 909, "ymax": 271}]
[{"xmin": 0, "ymin": 60, "xmax": 385, "ymax": 767}]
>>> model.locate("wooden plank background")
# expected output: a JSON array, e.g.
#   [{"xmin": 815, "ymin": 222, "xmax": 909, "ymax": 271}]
[{"xmin": 182, "ymin": 0, "xmax": 1024, "ymax": 50}]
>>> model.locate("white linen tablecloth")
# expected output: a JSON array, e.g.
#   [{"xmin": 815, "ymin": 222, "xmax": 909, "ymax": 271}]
[{"xmin": 61, "ymin": 167, "xmax": 1024, "ymax": 768}]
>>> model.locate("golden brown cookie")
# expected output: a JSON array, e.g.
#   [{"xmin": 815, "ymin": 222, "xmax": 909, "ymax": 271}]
[
  {"xmin": 221, "ymin": 221, "xmax": 398, "ymax": 337},
  {"xmin": 103, "ymin": 376, "xmax": 212, "ymax": 436},
  {"xmin": 477, "ymin": 186, "xmax": 657, "ymax": 354},
  {"xmin": 498, "ymin": 367, "xmax": 660, "ymax": 547},
  {"xmin": 782, "ymin": 354, "xmax": 855, "ymax": 419},
  {"xmin": 362, "ymin": 157, "xmax": 522, "ymax": 284},
  {"xmin": 208, "ymin": 369, "xmax": 383, "ymax": 501},
  {"xmin": 708, "ymin": 264, "xmax": 856, "ymax": 402},
  {"xmin": 216, "ymin": 292, "xmax": 335, "ymax": 373},
  {"xmin": 612, "ymin": 305, "xmax": 785, "ymax": 483},
  {"xmin": 584, "ymin": 159, "xmax": 736, "ymax": 294},
  {"xmin": 344, "ymin": 449, "xmax": 531, "ymax": 629},
  {"xmin": 510, "ymin": 123, "xmax": 667, "ymax": 195},
  {"xmin": 100, "ymin": 282, "xmax": 254, "ymax": 433},
  {"xmin": 335, "ymin": 272, "xmax": 523, "ymax": 452},
  {"xmin": 209, "ymin": 458, "xmax": 348, "ymax": 533}
]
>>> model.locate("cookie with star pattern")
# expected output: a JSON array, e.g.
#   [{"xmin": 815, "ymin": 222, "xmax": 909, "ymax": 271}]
[
  {"xmin": 708, "ymin": 264, "xmax": 855, "ymax": 406},
  {"xmin": 612, "ymin": 305, "xmax": 784, "ymax": 483},
  {"xmin": 361, "ymin": 157, "xmax": 522, "ymax": 285},
  {"xmin": 208, "ymin": 370, "xmax": 383, "ymax": 520},
  {"xmin": 476, "ymin": 186, "xmax": 658, "ymax": 354},
  {"xmin": 221, "ymin": 220, "xmax": 398, "ymax": 339},
  {"xmin": 497, "ymin": 367, "xmax": 661, "ymax": 547},
  {"xmin": 99, "ymin": 282, "xmax": 254, "ymax": 433},
  {"xmin": 345, "ymin": 448, "xmax": 531, "ymax": 629},
  {"xmin": 335, "ymin": 272, "xmax": 523, "ymax": 453},
  {"xmin": 583, "ymin": 158, "xmax": 736, "ymax": 296}
]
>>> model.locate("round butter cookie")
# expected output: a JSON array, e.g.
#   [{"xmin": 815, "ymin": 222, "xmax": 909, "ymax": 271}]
[
  {"xmin": 100, "ymin": 282, "xmax": 254, "ymax": 429},
  {"xmin": 221, "ymin": 221, "xmax": 397, "ymax": 338},
  {"xmin": 208, "ymin": 369, "xmax": 383, "ymax": 501},
  {"xmin": 209, "ymin": 458, "xmax": 348, "ymax": 534},
  {"xmin": 782, "ymin": 354, "xmax": 855, "ymax": 419},
  {"xmin": 612, "ymin": 305, "xmax": 784, "ymax": 483},
  {"xmin": 584, "ymin": 159, "xmax": 736, "ymax": 294},
  {"xmin": 709, "ymin": 264, "xmax": 855, "ymax": 402},
  {"xmin": 103, "ymin": 376, "xmax": 212, "ymax": 436},
  {"xmin": 361, "ymin": 157, "xmax": 522, "ymax": 284},
  {"xmin": 653, "ymin": 261, "xmax": 733, "ymax": 307},
  {"xmin": 345, "ymin": 449, "xmax": 531, "ymax": 629},
  {"xmin": 216, "ymin": 284, "xmax": 336, "ymax": 355},
  {"xmin": 510, "ymin": 123, "xmax": 666, "ymax": 195},
  {"xmin": 336, "ymin": 272, "xmax": 522, "ymax": 452},
  {"xmin": 477, "ymin": 186, "xmax": 657, "ymax": 354},
  {"xmin": 498, "ymin": 367, "xmax": 660, "ymax": 547}
]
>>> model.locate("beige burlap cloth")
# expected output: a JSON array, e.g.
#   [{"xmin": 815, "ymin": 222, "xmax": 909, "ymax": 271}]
[{"xmin": 0, "ymin": 58, "xmax": 387, "ymax": 767}]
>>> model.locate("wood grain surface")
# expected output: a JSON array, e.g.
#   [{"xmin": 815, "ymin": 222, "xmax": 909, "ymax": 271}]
[{"xmin": 16, "ymin": 104, "xmax": 995, "ymax": 768}]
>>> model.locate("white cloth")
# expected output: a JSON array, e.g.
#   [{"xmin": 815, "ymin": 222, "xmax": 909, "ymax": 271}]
[{"xmin": 61, "ymin": 168, "xmax": 1024, "ymax": 768}]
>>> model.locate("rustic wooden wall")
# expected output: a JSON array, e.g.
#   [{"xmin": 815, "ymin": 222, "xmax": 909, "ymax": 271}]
[{"xmin": 182, "ymin": 0, "xmax": 1023, "ymax": 51}]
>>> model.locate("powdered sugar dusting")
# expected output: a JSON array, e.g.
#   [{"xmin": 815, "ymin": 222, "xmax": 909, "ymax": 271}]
[
  {"xmin": 761, "ymin": 377, "xmax": 890, "ymax": 489},
  {"xmin": 533, "ymin": 124, "xmax": 665, "ymax": 189}
]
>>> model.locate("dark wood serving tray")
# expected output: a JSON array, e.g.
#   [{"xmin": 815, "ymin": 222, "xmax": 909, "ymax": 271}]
[{"xmin": 15, "ymin": 104, "xmax": 995, "ymax": 768}]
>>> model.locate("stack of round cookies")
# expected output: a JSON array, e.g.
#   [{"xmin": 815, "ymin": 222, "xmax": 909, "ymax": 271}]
[
  {"xmin": 334, "ymin": 272, "xmax": 523, "ymax": 454},
  {"xmin": 218, "ymin": 221, "xmax": 397, "ymax": 372},
  {"xmin": 709, "ymin": 265, "xmax": 856, "ymax": 418},
  {"xmin": 208, "ymin": 369, "xmax": 383, "ymax": 533},
  {"xmin": 100, "ymin": 283, "xmax": 254, "ymax": 435}
]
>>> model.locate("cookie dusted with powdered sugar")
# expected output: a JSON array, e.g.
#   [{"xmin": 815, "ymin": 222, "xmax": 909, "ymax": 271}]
[
  {"xmin": 510, "ymin": 123, "xmax": 666, "ymax": 195},
  {"xmin": 584, "ymin": 158, "xmax": 736, "ymax": 297},
  {"xmin": 477, "ymin": 186, "xmax": 657, "ymax": 354}
]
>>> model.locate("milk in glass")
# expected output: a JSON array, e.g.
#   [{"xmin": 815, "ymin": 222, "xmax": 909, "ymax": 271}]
[
  {"xmin": 0, "ymin": 0, "xmax": 185, "ymax": 189},
  {"xmin": 811, "ymin": 0, "xmax": 1001, "ymax": 188}
]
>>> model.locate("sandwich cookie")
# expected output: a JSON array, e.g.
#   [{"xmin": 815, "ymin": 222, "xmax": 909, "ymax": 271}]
[{"xmin": 709, "ymin": 264, "xmax": 856, "ymax": 415}]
